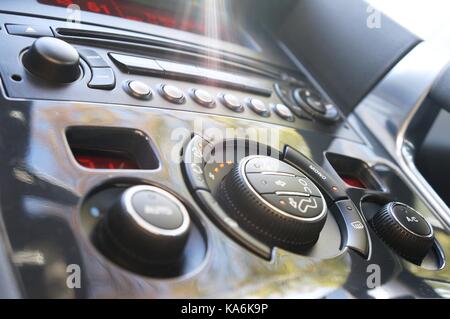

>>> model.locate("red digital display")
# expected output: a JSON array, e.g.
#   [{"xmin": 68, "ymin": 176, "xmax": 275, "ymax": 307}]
[
  {"xmin": 38, "ymin": 0, "xmax": 226, "ymax": 37},
  {"xmin": 74, "ymin": 150, "xmax": 139, "ymax": 169},
  {"xmin": 341, "ymin": 176, "xmax": 367, "ymax": 189}
]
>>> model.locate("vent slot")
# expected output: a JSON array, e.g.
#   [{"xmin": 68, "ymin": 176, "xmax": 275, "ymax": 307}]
[{"xmin": 66, "ymin": 127, "xmax": 159, "ymax": 170}]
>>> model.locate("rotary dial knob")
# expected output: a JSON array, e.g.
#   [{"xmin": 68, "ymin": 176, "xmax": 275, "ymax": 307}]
[
  {"xmin": 22, "ymin": 37, "xmax": 81, "ymax": 83},
  {"xmin": 218, "ymin": 155, "xmax": 327, "ymax": 251},
  {"xmin": 98, "ymin": 185, "xmax": 191, "ymax": 263},
  {"xmin": 371, "ymin": 202, "xmax": 434, "ymax": 264}
]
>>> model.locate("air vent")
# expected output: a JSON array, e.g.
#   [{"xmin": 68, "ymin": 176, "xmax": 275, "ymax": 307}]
[{"xmin": 66, "ymin": 127, "xmax": 159, "ymax": 170}]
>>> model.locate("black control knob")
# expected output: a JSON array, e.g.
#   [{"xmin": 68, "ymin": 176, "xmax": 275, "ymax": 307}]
[
  {"xmin": 22, "ymin": 37, "xmax": 81, "ymax": 83},
  {"xmin": 292, "ymin": 87, "xmax": 339, "ymax": 123},
  {"xmin": 218, "ymin": 155, "xmax": 327, "ymax": 251},
  {"xmin": 99, "ymin": 185, "xmax": 191, "ymax": 262},
  {"xmin": 372, "ymin": 202, "xmax": 434, "ymax": 264}
]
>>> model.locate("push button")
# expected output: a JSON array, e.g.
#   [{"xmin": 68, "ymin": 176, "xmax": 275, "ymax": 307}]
[
  {"xmin": 88, "ymin": 67, "xmax": 115, "ymax": 90},
  {"xmin": 391, "ymin": 204, "xmax": 432, "ymax": 236},
  {"xmin": 131, "ymin": 190, "xmax": 185, "ymax": 230},
  {"xmin": 263, "ymin": 194, "xmax": 325, "ymax": 219},
  {"xmin": 274, "ymin": 83, "xmax": 311, "ymax": 120},
  {"xmin": 245, "ymin": 156, "xmax": 301, "ymax": 176},
  {"xmin": 246, "ymin": 173, "xmax": 325, "ymax": 197},
  {"xmin": 6, "ymin": 24, "xmax": 53, "ymax": 37},
  {"xmin": 246, "ymin": 98, "xmax": 270, "ymax": 117},
  {"xmin": 109, "ymin": 53, "xmax": 164, "ymax": 75},
  {"xmin": 333, "ymin": 200, "xmax": 369, "ymax": 258},
  {"xmin": 78, "ymin": 49, "xmax": 109, "ymax": 67},
  {"xmin": 124, "ymin": 80, "xmax": 152, "ymax": 100},
  {"xmin": 159, "ymin": 84, "xmax": 186, "ymax": 104},
  {"xmin": 190, "ymin": 88, "xmax": 215, "ymax": 108},
  {"xmin": 219, "ymin": 93, "xmax": 243, "ymax": 112},
  {"xmin": 304, "ymin": 90, "xmax": 327, "ymax": 114},
  {"xmin": 272, "ymin": 103, "xmax": 294, "ymax": 122}
]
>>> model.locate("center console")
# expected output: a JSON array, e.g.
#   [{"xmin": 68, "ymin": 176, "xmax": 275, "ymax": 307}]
[{"xmin": 0, "ymin": 0, "xmax": 448, "ymax": 299}]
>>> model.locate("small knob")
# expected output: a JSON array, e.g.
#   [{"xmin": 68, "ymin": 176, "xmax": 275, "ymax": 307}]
[
  {"xmin": 218, "ymin": 156, "xmax": 327, "ymax": 251},
  {"xmin": 371, "ymin": 202, "xmax": 434, "ymax": 264},
  {"xmin": 22, "ymin": 37, "xmax": 81, "ymax": 83},
  {"xmin": 99, "ymin": 185, "xmax": 190, "ymax": 263}
]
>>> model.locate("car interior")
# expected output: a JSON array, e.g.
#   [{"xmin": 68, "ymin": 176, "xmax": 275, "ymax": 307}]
[{"xmin": 0, "ymin": 0, "xmax": 449, "ymax": 299}]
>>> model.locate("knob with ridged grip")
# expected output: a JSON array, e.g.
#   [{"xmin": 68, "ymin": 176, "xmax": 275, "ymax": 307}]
[
  {"xmin": 371, "ymin": 202, "xmax": 434, "ymax": 264},
  {"xmin": 217, "ymin": 155, "xmax": 327, "ymax": 251},
  {"xmin": 97, "ymin": 185, "xmax": 191, "ymax": 263}
]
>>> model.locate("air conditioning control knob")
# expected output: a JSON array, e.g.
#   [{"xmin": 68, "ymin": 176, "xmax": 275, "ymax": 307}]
[
  {"xmin": 218, "ymin": 155, "xmax": 327, "ymax": 251},
  {"xmin": 371, "ymin": 202, "xmax": 434, "ymax": 264},
  {"xmin": 98, "ymin": 185, "xmax": 191, "ymax": 262},
  {"xmin": 22, "ymin": 37, "xmax": 81, "ymax": 83}
]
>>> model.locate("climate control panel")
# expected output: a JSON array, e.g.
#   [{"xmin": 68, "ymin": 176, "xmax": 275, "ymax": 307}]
[{"xmin": 182, "ymin": 136, "xmax": 371, "ymax": 260}]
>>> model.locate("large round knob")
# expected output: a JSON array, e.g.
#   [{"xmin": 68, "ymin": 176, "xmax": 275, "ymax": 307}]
[
  {"xmin": 98, "ymin": 185, "xmax": 191, "ymax": 263},
  {"xmin": 218, "ymin": 155, "xmax": 327, "ymax": 251},
  {"xmin": 371, "ymin": 202, "xmax": 434, "ymax": 264},
  {"xmin": 22, "ymin": 37, "xmax": 81, "ymax": 83}
]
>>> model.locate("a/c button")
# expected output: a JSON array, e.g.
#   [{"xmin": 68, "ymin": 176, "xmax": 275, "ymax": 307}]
[{"xmin": 131, "ymin": 190, "xmax": 184, "ymax": 230}]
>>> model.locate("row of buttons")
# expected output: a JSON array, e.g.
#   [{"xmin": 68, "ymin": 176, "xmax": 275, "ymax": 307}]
[{"xmin": 123, "ymin": 80, "xmax": 295, "ymax": 121}]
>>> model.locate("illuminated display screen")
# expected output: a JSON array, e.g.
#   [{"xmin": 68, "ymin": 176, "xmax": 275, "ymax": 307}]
[
  {"xmin": 38, "ymin": 0, "xmax": 244, "ymax": 45},
  {"xmin": 74, "ymin": 149, "xmax": 140, "ymax": 169}
]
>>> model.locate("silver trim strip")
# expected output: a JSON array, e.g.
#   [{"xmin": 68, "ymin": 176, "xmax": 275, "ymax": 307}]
[{"xmin": 275, "ymin": 191, "xmax": 311, "ymax": 197}]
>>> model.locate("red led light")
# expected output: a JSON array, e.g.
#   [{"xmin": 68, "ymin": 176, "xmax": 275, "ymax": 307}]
[
  {"xmin": 74, "ymin": 152, "xmax": 139, "ymax": 169},
  {"xmin": 342, "ymin": 176, "xmax": 366, "ymax": 189}
]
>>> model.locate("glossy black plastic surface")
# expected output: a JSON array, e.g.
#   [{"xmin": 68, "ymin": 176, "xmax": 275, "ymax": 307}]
[{"xmin": 0, "ymin": 3, "xmax": 448, "ymax": 299}]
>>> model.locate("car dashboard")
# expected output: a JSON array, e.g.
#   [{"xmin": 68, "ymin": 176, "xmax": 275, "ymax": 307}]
[{"xmin": 0, "ymin": 0, "xmax": 449, "ymax": 300}]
